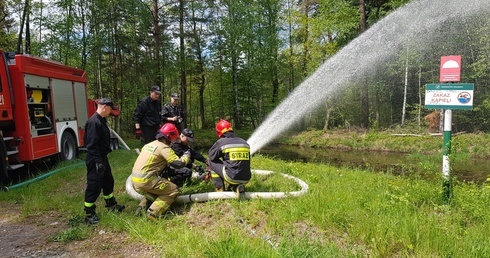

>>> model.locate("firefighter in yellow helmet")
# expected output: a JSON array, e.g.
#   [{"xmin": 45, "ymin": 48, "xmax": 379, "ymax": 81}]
[
  {"xmin": 131, "ymin": 123, "xmax": 191, "ymax": 221},
  {"xmin": 208, "ymin": 119, "xmax": 251, "ymax": 196}
]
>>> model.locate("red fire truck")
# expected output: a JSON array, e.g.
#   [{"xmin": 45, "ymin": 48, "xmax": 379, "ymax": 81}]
[{"xmin": 0, "ymin": 50, "xmax": 91, "ymax": 181}]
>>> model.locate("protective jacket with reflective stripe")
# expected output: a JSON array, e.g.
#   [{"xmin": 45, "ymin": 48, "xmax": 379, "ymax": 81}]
[
  {"xmin": 208, "ymin": 132, "xmax": 251, "ymax": 181},
  {"xmin": 132, "ymin": 139, "xmax": 189, "ymax": 182}
]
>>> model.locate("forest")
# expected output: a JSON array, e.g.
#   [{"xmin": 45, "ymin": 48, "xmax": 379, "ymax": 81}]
[{"xmin": 1, "ymin": 0, "xmax": 490, "ymax": 134}]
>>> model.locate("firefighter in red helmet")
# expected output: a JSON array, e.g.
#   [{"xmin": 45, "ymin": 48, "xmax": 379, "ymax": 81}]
[
  {"xmin": 208, "ymin": 119, "xmax": 251, "ymax": 195},
  {"xmin": 131, "ymin": 123, "xmax": 191, "ymax": 221}
]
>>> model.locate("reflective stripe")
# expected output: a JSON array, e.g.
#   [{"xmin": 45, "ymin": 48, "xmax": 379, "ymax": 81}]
[
  {"xmin": 132, "ymin": 171, "xmax": 148, "ymax": 178},
  {"xmin": 210, "ymin": 166, "xmax": 249, "ymax": 184},
  {"xmin": 140, "ymin": 154, "xmax": 156, "ymax": 175},
  {"xmin": 132, "ymin": 176, "xmax": 154, "ymax": 183},
  {"xmin": 219, "ymin": 128, "xmax": 231, "ymax": 136},
  {"xmin": 223, "ymin": 171, "xmax": 249, "ymax": 184},
  {"xmin": 166, "ymin": 149, "xmax": 180, "ymax": 164},
  {"xmin": 221, "ymin": 145, "xmax": 250, "ymax": 161},
  {"xmin": 132, "ymin": 169, "xmax": 157, "ymax": 180},
  {"xmin": 221, "ymin": 143, "xmax": 249, "ymax": 151},
  {"xmin": 153, "ymin": 199, "xmax": 170, "ymax": 213},
  {"xmin": 142, "ymin": 144, "xmax": 158, "ymax": 153}
]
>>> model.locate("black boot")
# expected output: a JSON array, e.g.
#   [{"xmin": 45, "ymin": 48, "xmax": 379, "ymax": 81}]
[
  {"xmin": 84, "ymin": 205, "xmax": 99, "ymax": 225},
  {"xmin": 212, "ymin": 178, "xmax": 224, "ymax": 191},
  {"xmin": 105, "ymin": 197, "xmax": 125, "ymax": 212},
  {"xmin": 145, "ymin": 198, "xmax": 153, "ymax": 213},
  {"xmin": 146, "ymin": 208, "xmax": 158, "ymax": 222}
]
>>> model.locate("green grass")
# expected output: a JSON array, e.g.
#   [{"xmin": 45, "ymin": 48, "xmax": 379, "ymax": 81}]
[
  {"xmin": 282, "ymin": 130, "xmax": 490, "ymax": 159},
  {"xmin": 2, "ymin": 148, "xmax": 490, "ymax": 257}
]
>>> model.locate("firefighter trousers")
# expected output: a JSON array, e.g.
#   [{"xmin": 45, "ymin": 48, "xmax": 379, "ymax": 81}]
[
  {"xmin": 85, "ymin": 155, "xmax": 114, "ymax": 204},
  {"xmin": 133, "ymin": 177, "xmax": 179, "ymax": 217},
  {"xmin": 163, "ymin": 167, "xmax": 192, "ymax": 187},
  {"xmin": 141, "ymin": 125, "xmax": 160, "ymax": 146}
]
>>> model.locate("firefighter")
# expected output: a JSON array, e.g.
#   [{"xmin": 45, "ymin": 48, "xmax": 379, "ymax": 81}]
[
  {"xmin": 208, "ymin": 119, "xmax": 251, "ymax": 195},
  {"xmin": 133, "ymin": 86, "xmax": 162, "ymax": 146},
  {"xmin": 131, "ymin": 123, "xmax": 191, "ymax": 221},
  {"xmin": 161, "ymin": 93, "xmax": 184, "ymax": 131},
  {"xmin": 163, "ymin": 128, "xmax": 208, "ymax": 187},
  {"xmin": 83, "ymin": 98, "xmax": 125, "ymax": 225}
]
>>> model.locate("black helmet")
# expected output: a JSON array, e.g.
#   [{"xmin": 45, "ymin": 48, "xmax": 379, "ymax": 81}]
[{"xmin": 181, "ymin": 128, "xmax": 195, "ymax": 142}]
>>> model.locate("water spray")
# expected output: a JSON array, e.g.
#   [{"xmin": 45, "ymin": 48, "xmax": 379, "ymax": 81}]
[{"xmin": 247, "ymin": 0, "xmax": 490, "ymax": 154}]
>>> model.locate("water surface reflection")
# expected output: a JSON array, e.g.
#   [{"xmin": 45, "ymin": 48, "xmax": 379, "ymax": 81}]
[{"xmin": 257, "ymin": 144, "xmax": 490, "ymax": 183}]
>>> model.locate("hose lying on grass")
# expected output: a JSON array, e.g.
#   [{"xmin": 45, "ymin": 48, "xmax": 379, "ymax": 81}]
[{"xmin": 125, "ymin": 169, "xmax": 309, "ymax": 203}]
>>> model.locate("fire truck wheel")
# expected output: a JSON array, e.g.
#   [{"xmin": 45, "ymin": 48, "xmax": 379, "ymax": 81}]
[{"xmin": 59, "ymin": 132, "xmax": 77, "ymax": 161}]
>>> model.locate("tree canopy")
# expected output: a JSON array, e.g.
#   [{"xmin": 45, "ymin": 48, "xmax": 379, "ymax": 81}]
[{"xmin": 3, "ymin": 0, "xmax": 489, "ymax": 133}]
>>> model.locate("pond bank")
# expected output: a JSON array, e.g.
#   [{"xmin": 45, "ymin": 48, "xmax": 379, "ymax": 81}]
[{"xmin": 256, "ymin": 130, "xmax": 490, "ymax": 183}]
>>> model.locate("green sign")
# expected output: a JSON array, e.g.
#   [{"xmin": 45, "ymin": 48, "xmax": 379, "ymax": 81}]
[{"xmin": 425, "ymin": 83, "xmax": 474, "ymax": 110}]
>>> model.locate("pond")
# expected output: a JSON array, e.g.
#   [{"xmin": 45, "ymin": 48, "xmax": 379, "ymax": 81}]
[{"xmin": 256, "ymin": 143, "xmax": 490, "ymax": 184}]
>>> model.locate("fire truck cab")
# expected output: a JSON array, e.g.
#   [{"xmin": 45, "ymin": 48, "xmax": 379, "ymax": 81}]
[{"xmin": 0, "ymin": 50, "xmax": 90, "ymax": 181}]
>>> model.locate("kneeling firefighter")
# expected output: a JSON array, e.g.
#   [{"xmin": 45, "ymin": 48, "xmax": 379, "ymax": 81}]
[
  {"xmin": 208, "ymin": 119, "xmax": 251, "ymax": 195},
  {"xmin": 131, "ymin": 123, "xmax": 191, "ymax": 221}
]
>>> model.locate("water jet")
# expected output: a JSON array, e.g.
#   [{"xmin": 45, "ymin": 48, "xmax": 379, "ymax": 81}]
[{"xmin": 247, "ymin": 0, "xmax": 490, "ymax": 154}]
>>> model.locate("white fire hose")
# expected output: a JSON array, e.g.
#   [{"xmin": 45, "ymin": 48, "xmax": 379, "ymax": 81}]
[{"xmin": 125, "ymin": 169, "xmax": 308, "ymax": 203}]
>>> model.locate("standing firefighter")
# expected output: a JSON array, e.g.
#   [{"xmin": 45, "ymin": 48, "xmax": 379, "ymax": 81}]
[
  {"xmin": 131, "ymin": 123, "xmax": 191, "ymax": 221},
  {"xmin": 133, "ymin": 86, "xmax": 163, "ymax": 146},
  {"xmin": 161, "ymin": 93, "xmax": 184, "ymax": 131},
  {"xmin": 83, "ymin": 98, "xmax": 125, "ymax": 225},
  {"xmin": 208, "ymin": 119, "xmax": 251, "ymax": 196}
]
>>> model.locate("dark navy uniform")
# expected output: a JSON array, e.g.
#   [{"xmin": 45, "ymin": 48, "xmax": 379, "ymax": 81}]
[
  {"xmin": 161, "ymin": 103, "xmax": 184, "ymax": 131},
  {"xmin": 172, "ymin": 141, "xmax": 207, "ymax": 168},
  {"xmin": 164, "ymin": 141, "xmax": 207, "ymax": 186},
  {"xmin": 133, "ymin": 96, "xmax": 162, "ymax": 145},
  {"xmin": 208, "ymin": 131, "xmax": 251, "ymax": 190},
  {"xmin": 84, "ymin": 112, "xmax": 114, "ymax": 204},
  {"xmin": 83, "ymin": 98, "xmax": 123, "ymax": 225}
]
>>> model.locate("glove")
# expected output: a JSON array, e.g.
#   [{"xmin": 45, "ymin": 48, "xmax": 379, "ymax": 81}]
[
  {"xmin": 135, "ymin": 129, "xmax": 142, "ymax": 139},
  {"xmin": 183, "ymin": 150, "xmax": 191, "ymax": 158},
  {"xmin": 95, "ymin": 162, "xmax": 105, "ymax": 174},
  {"xmin": 205, "ymin": 160, "xmax": 210, "ymax": 171}
]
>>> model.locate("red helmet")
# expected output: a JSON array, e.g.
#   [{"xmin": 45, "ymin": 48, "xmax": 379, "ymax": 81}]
[
  {"xmin": 215, "ymin": 119, "xmax": 233, "ymax": 138},
  {"xmin": 157, "ymin": 123, "xmax": 179, "ymax": 141}
]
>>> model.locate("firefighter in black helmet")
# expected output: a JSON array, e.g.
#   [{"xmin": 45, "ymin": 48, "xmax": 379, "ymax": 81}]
[{"xmin": 163, "ymin": 128, "xmax": 208, "ymax": 187}]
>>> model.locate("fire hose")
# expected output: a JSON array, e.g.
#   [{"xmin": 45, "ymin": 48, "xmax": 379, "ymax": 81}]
[{"xmin": 125, "ymin": 169, "xmax": 309, "ymax": 203}]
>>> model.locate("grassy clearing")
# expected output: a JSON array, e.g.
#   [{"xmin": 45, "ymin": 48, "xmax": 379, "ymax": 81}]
[{"xmin": 2, "ymin": 145, "xmax": 490, "ymax": 257}]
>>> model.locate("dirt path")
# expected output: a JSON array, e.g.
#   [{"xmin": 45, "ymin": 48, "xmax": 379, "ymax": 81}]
[{"xmin": 0, "ymin": 203, "xmax": 160, "ymax": 257}]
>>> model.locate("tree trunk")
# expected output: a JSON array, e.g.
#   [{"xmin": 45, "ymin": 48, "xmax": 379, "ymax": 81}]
[
  {"xmin": 17, "ymin": 0, "xmax": 28, "ymax": 53},
  {"xmin": 359, "ymin": 0, "xmax": 369, "ymax": 128},
  {"xmin": 301, "ymin": 0, "xmax": 310, "ymax": 77},
  {"xmin": 418, "ymin": 66, "xmax": 422, "ymax": 128},
  {"xmin": 190, "ymin": 4, "xmax": 207, "ymax": 129},
  {"xmin": 287, "ymin": 0, "xmax": 294, "ymax": 93},
  {"xmin": 179, "ymin": 0, "xmax": 187, "ymax": 128},
  {"xmin": 153, "ymin": 0, "xmax": 162, "ymax": 86},
  {"xmin": 401, "ymin": 48, "xmax": 408, "ymax": 125},
  {"xmin": 25, "ymin": 0, "xmax": 30, "ymax": 54},
  {"xmin": 232, "ymin": 54, "xmax": 240, "ymax": 128},
  {"xmin": 323, "ymin": 101, "xmax": 331, "ymax": 130}
]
